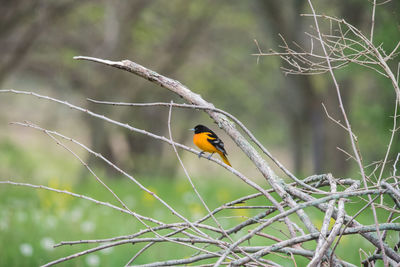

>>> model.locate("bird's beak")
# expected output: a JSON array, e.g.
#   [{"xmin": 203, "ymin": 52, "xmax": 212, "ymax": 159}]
[{"xmin": 189, "ymin": 128, "xmax": 195, "ymax": 131}]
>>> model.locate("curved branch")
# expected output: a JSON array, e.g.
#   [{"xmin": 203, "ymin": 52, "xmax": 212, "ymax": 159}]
[{"xmin": 87, "ymin": 98, "xmax": 323, "ymax": 192}]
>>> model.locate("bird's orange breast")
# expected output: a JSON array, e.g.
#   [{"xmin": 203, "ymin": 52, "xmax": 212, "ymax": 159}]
[{"xmin": 193, "ymin": 133, "xmax": 217, "ymax": 153}]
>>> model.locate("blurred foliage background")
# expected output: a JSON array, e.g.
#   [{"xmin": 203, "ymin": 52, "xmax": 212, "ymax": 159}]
[{"xmin": 0, "ymin": 0, "xmax": 399, "ymax": 266}]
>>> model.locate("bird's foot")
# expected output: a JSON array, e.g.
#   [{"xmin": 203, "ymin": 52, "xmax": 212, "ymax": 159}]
[
  {"xmin": 198, "ymin": 151, "xmax": 205, "ymax": 158},
  {"xmin": 207, "ymin": 153, "xmax": 214, "ymax": 160}
]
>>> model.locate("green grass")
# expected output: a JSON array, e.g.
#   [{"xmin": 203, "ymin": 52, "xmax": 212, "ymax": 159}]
[
  {"xmin": 0, "ymin": 176, "xmax": 265, "ymax": 266},
  {"xmin": 1, "ymin": 176, "xmax": 394, "ymax": 266}
]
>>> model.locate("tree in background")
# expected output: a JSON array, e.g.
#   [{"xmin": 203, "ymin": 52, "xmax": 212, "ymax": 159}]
[{"xmin": 1, "ymin": 0, "xmax": 399, "ymax": 179}]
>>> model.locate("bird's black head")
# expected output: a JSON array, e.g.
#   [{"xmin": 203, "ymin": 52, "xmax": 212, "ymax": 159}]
[{"xmin": 193, "ymin": 124, "xmax": 210, "ymax": 134}]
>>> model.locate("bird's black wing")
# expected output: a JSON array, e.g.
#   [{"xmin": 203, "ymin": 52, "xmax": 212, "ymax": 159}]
[{"xmin": 206, "ymin": 131, "xmax": 227, "ymax": 155}]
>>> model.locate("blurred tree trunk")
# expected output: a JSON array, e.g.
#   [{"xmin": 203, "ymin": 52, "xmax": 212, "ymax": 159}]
[
  {"xmin": 84, "ymin": 0, "xmax": 154, "ymax": 175},
  {"xmin": 257, "ymin": 0, "xmax": 366, "ymax": 176},
  {"xmin": 257, "ymin": 0, "xmax": 319, "ymax": 175},
  {"xmin": 82, "ymin": 1, "xmax": 218, "ymax": 177},
  {"xmin": 0, "ymin": 1, "xmax": 78, "ymax": 84},
  {"xmin": 122, "ymin": 0, "xmax": 220, "ymax": 177},
  {"xmin": 325, "ymin": 1, "xmax": 366, "ymax": 176}
]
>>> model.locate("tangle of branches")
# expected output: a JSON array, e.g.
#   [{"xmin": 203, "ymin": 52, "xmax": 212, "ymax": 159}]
[{"xmin": 1, "ymin": 1, "xmax": 400, "ymax": 266}]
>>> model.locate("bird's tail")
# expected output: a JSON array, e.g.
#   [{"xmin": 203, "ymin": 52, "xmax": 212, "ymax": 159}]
[{"xmin": 217, "ymin": 151, "xmax": 231, "ymax": 166}]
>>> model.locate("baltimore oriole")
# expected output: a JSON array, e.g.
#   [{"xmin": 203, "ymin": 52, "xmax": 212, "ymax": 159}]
[{"xmin": 190, "ymin": 124, "xmax": 231, "ymax": 166}]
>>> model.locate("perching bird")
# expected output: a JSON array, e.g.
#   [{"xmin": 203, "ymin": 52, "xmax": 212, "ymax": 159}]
[{"xmin": 190, "ymin": 124, "xmax": 231, "ymax": 166}]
